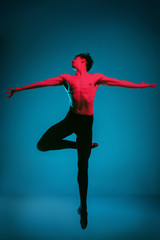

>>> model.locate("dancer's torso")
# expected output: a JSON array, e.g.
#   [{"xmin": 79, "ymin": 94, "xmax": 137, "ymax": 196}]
[{"xmin": 63, "ymin": 73, "xmax": 100, "ymax": 115}]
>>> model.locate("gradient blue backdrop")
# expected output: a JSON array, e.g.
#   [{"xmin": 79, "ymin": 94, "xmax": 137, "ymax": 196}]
[{"xmin": 1, "ymin": 0, "xmax": 160, "ymax": 196}]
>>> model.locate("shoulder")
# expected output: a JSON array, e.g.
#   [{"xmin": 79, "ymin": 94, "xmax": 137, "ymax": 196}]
[
  {"xmin": 92, "ymin": 73, "xmax": 105, "ymax": 78},
  {"xmin": 58, "ymin": 74, "xmax": 72, "ymax": 80},
  {"xmin": 57, "ymin": 74, "xmax": 72, "ymax": 85},
  {"xmin": 92, "ymin": 73, "xmax": 106, "ymax": 81},
  {"xmin": 58, "ymin": 74, "xmax": 74, "ymax": 87}
]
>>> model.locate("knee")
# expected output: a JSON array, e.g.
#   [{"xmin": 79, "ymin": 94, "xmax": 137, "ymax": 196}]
[
  {"xmin": 77, "ymin": 168, "xmax": 88, "ymax": 183},
  {"xmin": 37, "ymin": 141, "xmax": 47, "ymax": 152},
  {"xmin": 78, "ymin": 159, "xmax": 88, "ymax": 171},
  {"xmin": 78, "ymin": 162, "xmax": 88, "ymax": 175}
]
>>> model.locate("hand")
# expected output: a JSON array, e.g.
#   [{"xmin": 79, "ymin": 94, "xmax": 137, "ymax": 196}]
[
  {"xmin": 6, "ymin": 88, "xmax": 16, "ymax": 98},
  {"xmin": 140, "ymin": 81, "xmax": 156, "ymax": 88},
  {"xmin": 150, "ymin": 83, "xmax": 156, "ymax": 88},
  {"xmin": 140, "ymin": 81, "xmax": 149, "ymax": 88}
]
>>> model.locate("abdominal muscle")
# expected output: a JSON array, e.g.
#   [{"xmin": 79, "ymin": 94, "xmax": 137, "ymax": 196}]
[
  {"xmin": 70, "ymin": 97, "xmax": 94, "ymax": 115},
  {"xmin": 65, "ymin": 75, "xmax": 99, "ymax": 116}
]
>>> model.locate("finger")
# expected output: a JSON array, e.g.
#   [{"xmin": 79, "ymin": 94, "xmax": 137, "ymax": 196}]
[{"xmin": 6, "ymin": 91, "xmax": 11, "ymax": 93}]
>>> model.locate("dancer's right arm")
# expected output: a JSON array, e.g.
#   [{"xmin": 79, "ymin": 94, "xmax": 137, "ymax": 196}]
[{"xmin": 6, "ymin": 74, "xmax": 66, "ymax": 98}]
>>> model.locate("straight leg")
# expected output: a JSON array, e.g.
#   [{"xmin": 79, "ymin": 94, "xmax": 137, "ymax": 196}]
[
  {"xmin": 77, "ymin": 136, "xmax": 92, "ymax": 211},
  {"xmin": 76, "ymin": 120, "xmax": 92, "ymax": 229},
  {"xmin": 76, "ymin": 116, "xmax": 93, "ymax": 211}
]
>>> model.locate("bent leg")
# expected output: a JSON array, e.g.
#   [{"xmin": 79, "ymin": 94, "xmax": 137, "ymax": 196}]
[{"xmin": 37, "ymin": 116, "xmax": 76, "ymax": 151}]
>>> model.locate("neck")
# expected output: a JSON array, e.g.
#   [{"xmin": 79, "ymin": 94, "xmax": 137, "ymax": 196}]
[{"xmin": 75, "ymin": 66, "xmax": 88, "ymax": 76}]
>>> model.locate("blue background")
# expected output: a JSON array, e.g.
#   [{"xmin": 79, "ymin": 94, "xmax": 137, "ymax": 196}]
[{"xmin": 1, "ymin": 0, "xmax": 160, "ymax": 196}]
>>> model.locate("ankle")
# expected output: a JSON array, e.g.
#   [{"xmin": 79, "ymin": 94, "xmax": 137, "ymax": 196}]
[{"xmin": 80, "ymin": 204, "xmax": 87, "ymax": 212}]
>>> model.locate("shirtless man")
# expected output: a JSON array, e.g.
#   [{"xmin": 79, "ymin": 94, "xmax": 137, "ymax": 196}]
[{"xmin": 7, "ymin": 53, "xmax": 156, "ymax": 229}]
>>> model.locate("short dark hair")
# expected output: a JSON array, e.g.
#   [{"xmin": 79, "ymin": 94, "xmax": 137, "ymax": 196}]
[{"xmin": 75, "ymin": 53, "xmax": 94, "ymax": 71}]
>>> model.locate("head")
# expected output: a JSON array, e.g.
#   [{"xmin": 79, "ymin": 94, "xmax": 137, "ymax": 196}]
[{"xmin": 72, "ymin": 53, "xmax": 94, "ymax": 72}]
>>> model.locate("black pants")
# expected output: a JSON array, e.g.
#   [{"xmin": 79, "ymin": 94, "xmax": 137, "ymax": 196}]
[{"xmin": 37, "ymin": 109, "xmax": 93, "ymax": 209}]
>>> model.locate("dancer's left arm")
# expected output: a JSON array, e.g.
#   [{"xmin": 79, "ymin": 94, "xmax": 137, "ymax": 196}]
[{"xmin": 96, "ymin": 73, "xmax": 156, "ymax": 88}]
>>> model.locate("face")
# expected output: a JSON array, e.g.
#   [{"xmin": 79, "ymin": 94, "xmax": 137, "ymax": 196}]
[{"xmin": 71, "ymin": 56, "xmax": 86, "ymax": 70}]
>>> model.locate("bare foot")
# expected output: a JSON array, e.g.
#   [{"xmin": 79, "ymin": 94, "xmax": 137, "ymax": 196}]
[
  {"xmin": 77, "ymin": 206, "xmax": 88, "ymax": 229},
  {"xmin": 91, "ymin": 142, "xmax": 98, "ymax": 149}
]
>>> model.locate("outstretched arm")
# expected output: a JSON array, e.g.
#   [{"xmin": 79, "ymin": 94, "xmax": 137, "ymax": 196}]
[
  {"xmin": 96, "ymin": 73, "xmax": 156, "ymax": 88},
  {"xmin": 6, "ymin": 74, "xmax": 66, "ymax": 98}
]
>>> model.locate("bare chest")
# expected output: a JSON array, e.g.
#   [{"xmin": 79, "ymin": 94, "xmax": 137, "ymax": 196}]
[{"xmin": 66, "ymin": 76, "xmax": 98, "ymax": 93}]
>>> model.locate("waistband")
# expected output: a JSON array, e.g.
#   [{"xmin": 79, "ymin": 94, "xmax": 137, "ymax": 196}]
[{"xmin": 68, "ymin": 108, "xmax": 93, "ymax": 119}]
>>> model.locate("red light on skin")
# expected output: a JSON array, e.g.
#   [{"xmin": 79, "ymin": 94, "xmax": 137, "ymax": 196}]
[
  {"xmin": 71, "ymin": 57, "xmax": 87, "ymax": 72},
  {"xmin": 6, "ymin": 54, "xmax": 156, "ymax": 229}
]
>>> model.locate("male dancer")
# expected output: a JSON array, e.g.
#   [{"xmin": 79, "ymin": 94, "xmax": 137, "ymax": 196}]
[{"xmin": 7, "ymin": 53, "xmax": 156, "ymax": 229}]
